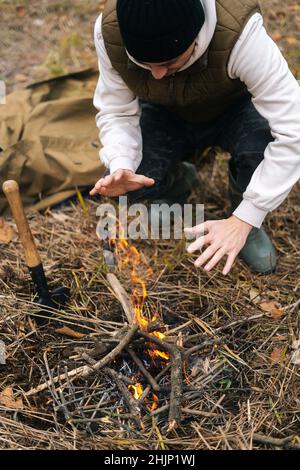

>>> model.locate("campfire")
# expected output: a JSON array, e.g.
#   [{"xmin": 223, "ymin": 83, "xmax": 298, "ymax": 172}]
[
  {"xmin": 17, "ymin": 211, "xmax": 295, "ymax": 446},
  {"xmin": 24, "ymin": 229, "xmax": 227, "ymax": 434}
]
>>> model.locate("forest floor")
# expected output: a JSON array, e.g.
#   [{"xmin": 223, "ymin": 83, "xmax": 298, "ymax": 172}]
[{"xmin": 0, "ymin": 0, "xmax": 299, "ymax": 450}]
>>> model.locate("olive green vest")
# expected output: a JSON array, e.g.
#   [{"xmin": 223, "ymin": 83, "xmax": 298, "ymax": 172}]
[{"xmin": 102, "ymin": 0, "xmax": 262, "ymax": 124}]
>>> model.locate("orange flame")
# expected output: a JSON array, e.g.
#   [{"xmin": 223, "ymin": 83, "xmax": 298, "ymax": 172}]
[
  {"xmin": 112, "ymin": 233, "xmax": 170, "ymax": 389},
  {"xmin": 151, "ymin": 393, "xmax": 159, "ymax": 411},
  {"xmin": 128, "ymin": 383, "xmax": 144, "ymax": 400},
  {"xmin": 148, "ymin": 349, "xmax": 170, "ymax": 361}
]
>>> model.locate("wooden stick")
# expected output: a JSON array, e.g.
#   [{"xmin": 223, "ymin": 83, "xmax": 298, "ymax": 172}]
[
  {"xmin": 137, "ymin": 330, "xmax": 183, "ymax": 428},
  {"xmin": 106, "ymin": 273, "xmax": 135, "ymax": 325},
  {"xmin": 164, "ymin": 320, "xmax": 193, "ymax": 336},
  {"xmin": 168, "ymin": 346, "xmax": 182, "ymax": 430},
  {"xmin": 151, "ymin": 405, "xmax": 222, "ymax": 419},
  {"xmin": 181, "ymin": 407, "xmax": 223, "ymax": 418},
  {"xmin": 214, "ymin": 313, "xmax": 265, "ymax": 332},
  {"xmin": 137, "ymin": 330, "xmax": 181, "ymax": 355},
  {"xmin": 151, "ymin": 404, "xmax": 169, "ymax": 416},
  {"xmin": 127, "ymin": 347, "xmax": 160, "ymax": 392},
  {"xmin": 184, "ymin": 338, "xmax": 223, "ymax": 358},
  {"xmin": 253, "ymin": 433, "xmax": 300, "ymax": 450},
  {"xmin": 26, "ymin": 325, "xmax": 138, "ymax": 397},
  {"xmin": 288, "ymin": 298, "xmax": 300, "ymax": 314}
]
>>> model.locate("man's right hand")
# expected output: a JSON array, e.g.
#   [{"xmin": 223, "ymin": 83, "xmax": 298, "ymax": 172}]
[{"xmin": 89, "ymin": 169, "xmax": 155, "ymax": 197}]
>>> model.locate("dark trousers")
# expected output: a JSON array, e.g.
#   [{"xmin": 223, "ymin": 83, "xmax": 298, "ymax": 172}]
[{"xmin": 128, "ymin": 92, "xmax": 274, "ymax": 203}]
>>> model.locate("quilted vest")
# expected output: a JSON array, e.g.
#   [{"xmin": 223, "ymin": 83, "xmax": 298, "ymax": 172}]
[{"xmin": 102, "ymin": 0, "xmax": 262, "ymax": 124}]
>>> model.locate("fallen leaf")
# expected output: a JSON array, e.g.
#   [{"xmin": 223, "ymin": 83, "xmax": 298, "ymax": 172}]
[
  {"xmin": 260, "ymin": 301, "xmax": 284, "ymax": 320},
  {"xmin": 270, "ymin": 347, "xmax": 285, "ymax": 365},
  {"xmin": 0, "ymin": 387, "xmax": 23, "ymax": 409},
  {"xmin": 0, "ymin": 218, "xmax": 14, "ymax": 244},
  {"xmin": 55, "ymin": 326, "xmax": 86, "ymax": 339}
]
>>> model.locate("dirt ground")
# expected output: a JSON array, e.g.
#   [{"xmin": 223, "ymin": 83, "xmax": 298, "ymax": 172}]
[
  {"xmin": 1, "ymin": 0, "xmax": 300, "ymax": 94},
  {"xmin": 0, "ymin": 0, "xmax": 299, "ymax": 451}
]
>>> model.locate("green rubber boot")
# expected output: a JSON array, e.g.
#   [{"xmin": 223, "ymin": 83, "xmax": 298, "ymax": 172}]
[{"xmin": 228, "ymin": 164, "xmax": 277, "ymax": 275}]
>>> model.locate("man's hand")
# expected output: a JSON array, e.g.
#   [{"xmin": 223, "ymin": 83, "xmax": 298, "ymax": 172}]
[
  {"xmin": 89, "ymin": 169, "xmax": 155, "ymax": 197},
  {"xmin": 184, "ymin": 215, "xmax": 253, "ymax": 275}
]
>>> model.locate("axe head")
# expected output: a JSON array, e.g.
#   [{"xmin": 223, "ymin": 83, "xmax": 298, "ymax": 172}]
[{"xmin": 29, "ymin": 264, "xmax": 70, "ymax": 325}]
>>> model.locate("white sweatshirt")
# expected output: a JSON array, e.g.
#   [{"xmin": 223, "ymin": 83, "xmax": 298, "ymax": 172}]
[{"xmin": 93, "ymin": 0, "xmax": 300, "ymax": 228}]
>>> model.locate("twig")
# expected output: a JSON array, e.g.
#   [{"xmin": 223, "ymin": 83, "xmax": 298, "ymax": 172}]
[
  {"xmin": 288, "ymin": 298, "xmax": 300, "ymax": 314},
  {"xmin": 214, "ymin": 313, "xmax": 265, "ymax": 333},
  {"xmin": 137, "ymin": 330, "xmax": 182, "ymax": 355},
  {"xmin": 182, "ymin": 407, "xmax": 223, "ymax": 418},
  {"xmin": 164, "ymin": 320, "xmax": 193, "ymax": 336},
  {"xmin": 184, "ymin": 338, "xmax": 223, "ymax": 358},
  {"xmin": 82, "ymin": 352, "xmax": 135, "ymax": 385},
  {"xmin": 253, "ymin": 433, "xmax": 300, "ymax": 450},
  {"xmin": 26, "ymin": 325, "xmax": 138, "ymax": 396},
  {"xmin": 152, "ymin": 405, "xmax": 222, "ymax": 419},
  {"xmin": 126, "ymin": 347, "xmax": 160, "ymax": 391},
  {"xmin": 151, "ymin": 404, "xmax": 169, "ymax": 416},
  {"xmin": 106, "ymin": 273, "xmax": 134, "ymax": 325},
  {"xmin": 192, "ymin": 360, "xmax": 227, "ymax": 386}
]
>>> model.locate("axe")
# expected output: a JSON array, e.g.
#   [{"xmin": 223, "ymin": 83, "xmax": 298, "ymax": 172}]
[{"xmin": 2, "ymin": 180, "xmax": 70, "ymax": 323}]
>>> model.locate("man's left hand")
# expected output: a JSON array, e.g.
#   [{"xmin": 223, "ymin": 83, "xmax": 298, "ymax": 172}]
[{"xmin": 184, "ymin": 215, "xmax": 253, "ymax": 275}]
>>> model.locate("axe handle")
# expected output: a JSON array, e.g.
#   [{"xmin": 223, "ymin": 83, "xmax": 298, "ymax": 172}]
[{"xmin": 2, "ymin": 180, "xmax": 41, "ymax": 268}]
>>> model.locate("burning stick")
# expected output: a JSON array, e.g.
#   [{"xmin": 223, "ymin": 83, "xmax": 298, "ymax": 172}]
[
  {"xmin": 126, "ymin": 347, "xmax": 160, "ymax": 392},
  {"xmin": 137, "ymin": 331, "xmax": 183, "ymax": 429},
  {"xmin": 106, "ymin": 273, "xmax": 134, "ymax": 325}
]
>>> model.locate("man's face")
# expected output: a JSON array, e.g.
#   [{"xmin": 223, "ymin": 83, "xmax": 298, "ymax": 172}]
[{"xmin": 141, "ymin": 40, "xmax": 196, "ymax": 80}]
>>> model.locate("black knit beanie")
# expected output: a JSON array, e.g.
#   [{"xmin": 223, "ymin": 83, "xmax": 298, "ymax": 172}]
[{"xmin": 116, "ymin": 0, "xmax": 205, "ymax": 63}]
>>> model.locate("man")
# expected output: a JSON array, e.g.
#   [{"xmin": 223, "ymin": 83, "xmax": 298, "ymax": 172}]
[{"xmin": 90, "ymin": 0, "xmax": 300, "ymax": 276}]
